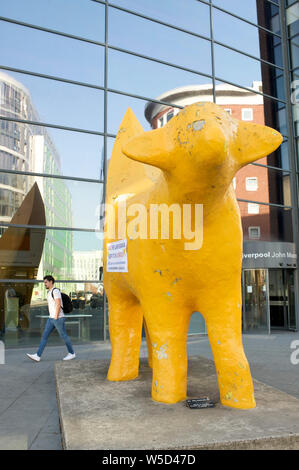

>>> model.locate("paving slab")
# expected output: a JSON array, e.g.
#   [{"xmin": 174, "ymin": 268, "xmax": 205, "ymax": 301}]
[
  {"xmin": 55, "ymin": 357, "xmax": 299, "ymax": 450},
  {"xmin": 0, "ymin": 428, "xmax": 28, "ymax": 450}
]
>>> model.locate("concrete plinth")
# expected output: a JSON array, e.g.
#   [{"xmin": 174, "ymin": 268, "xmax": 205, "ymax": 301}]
[{"xmin": 55, "ymin": 357, "xmax": 299, "ymax": 450}]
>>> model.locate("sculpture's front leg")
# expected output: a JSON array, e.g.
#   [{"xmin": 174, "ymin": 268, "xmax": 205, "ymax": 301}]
[{"xmin": 143, "ymin": 305, "xmax": 191, "ymax": 404}]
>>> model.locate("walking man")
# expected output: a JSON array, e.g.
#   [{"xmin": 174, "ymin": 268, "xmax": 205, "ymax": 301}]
[{"xmin": 26, "ymin": 275, "xmax": 76, "ymax": 362}]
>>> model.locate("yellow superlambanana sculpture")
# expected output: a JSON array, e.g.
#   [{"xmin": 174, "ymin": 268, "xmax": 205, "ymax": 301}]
[{"xmin": 104, "ymin": 102, "xmax": 282, "ymax": 408}]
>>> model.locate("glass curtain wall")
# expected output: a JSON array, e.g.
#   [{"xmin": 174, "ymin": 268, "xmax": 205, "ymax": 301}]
[{"xmin": 0, "ymin": 0, "xmax": 297, "ymax": 345}]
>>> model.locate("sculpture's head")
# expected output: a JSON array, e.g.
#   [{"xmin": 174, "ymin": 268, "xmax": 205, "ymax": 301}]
[{"xmin": 122, "ymin": 102, "xmax": 282, "ymax": 187}]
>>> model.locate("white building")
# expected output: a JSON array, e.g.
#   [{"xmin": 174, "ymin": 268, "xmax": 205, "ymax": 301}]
[
  {"xmin": 73, "ymin": 250, "xmax": 103, "ymax": 282},
  {"xmin": 144, "ymin": 81, "xmax": 263, "ymax": 128}
]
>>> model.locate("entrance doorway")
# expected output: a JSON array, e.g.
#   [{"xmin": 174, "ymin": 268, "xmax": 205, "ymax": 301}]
[{"xmin": 242, "ymin": 268, "xmax": 296, "ymax": 333}]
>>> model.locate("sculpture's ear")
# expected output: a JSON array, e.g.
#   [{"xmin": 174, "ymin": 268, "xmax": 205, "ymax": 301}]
[
  {"xmin": 122, "ymin": 127, "xmax": 175, "ymax": 171},
  {"xmin": 234, "ymin": 120, "xmax": 283, "ymax": 168}
]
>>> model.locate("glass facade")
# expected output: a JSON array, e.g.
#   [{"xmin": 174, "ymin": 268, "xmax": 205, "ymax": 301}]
[{"xmin": 0, "ymin": 0, "xmax": 298, "ymax": 347}]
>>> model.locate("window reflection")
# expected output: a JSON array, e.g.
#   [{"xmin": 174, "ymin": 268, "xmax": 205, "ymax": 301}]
[
  {"xmin": 237, "ymin": 168, "xmax": 291, "ymax": 206},
  {"xmin": 0, "ymin": 21, "xmax": 105, "ymax": 86},
  {"xmin": 239, "ymin": 202, "xmax": 293, "ymax": 243},
  {"xmin": 290, "ymin": 37, "xmax": 299, "ymax": 70},
  {"xmin": 0, "ymin": 281, "xmax": 105, "ymax": 346},
  {"xmin": 0, "ymin": 0, "xmax": 105, "ymax": 43},
  {"xmin": 0, "ymin": 225, "xmax": 104, "ymax": 282},
  {"xmin": 212, "ymin": 0, "xmax": 259, "ymax": 24},
  {"xmin": 213, "ymin": 0, "xmax": 280, "ymax": 34},
  {"xmin": 109, "ymin": 7, "xmax": 211, "ymax": 73},
  {"xmin": 0, "ymin": 171, "xmax": 103, "ymax": 230},
  {"xmin": 0, "ymin": 121, "xmax": 104, "ymax": 180},
  {"xmin": 213, "ymin": 7, "xmax": 261, "ymax": 58},
  {"xmin": 109, "ymin": 0, "xmax": 210, "ymax": 37},
  {"xmin": 287, "ymin": 3, "xmax": 299, "ymax": 37},
  {"xmin": 0, "ymin": 71, "xmax": 104, "ymax": 132},
  {"xmin": 108, "ymin": 49, "xmax": 212, "ymax": 100}
]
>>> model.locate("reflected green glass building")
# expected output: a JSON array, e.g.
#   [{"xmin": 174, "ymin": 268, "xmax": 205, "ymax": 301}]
[{"xmin": 0, "ymin": 0, "xmax": 298, "ymax": 347}]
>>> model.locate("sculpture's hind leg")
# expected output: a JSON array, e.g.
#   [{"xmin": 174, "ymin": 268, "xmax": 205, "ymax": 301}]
[
  {"xmin": 107, "ymin": 292, "xmax": 143, "ymax": 381},
  {"xmin": 200, "ymin": 281, "xmax": 256, "ymax": 409}
]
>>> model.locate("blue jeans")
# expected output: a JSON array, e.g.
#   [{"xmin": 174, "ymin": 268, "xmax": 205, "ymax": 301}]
[{"xmin": 37, "ymin": 318, "xmax": 74, "ymax": 357}]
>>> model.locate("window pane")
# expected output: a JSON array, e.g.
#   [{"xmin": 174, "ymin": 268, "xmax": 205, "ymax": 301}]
[
  {"xmin": 214, "ymin": 44, "xmax": 285, "ymax": 101},
  {"xmin": 0, "ymin": 71, "xmax": 104, "ymax": 132},
  {"xmin": 0, "ymin": 226, "xmax": 103, "ymax": 282},
  {"xmin": 0, "ymin": 281, "xmax": 104, "ymax": 348},
  {"xmin": 0, "ymin": 21, "xmax": 104, "ymax": 86},
  {"xmin": 287, "ymin": 3, "xmax": 299, "ymax": 37},
  {"xmin": 0, "ymin": 120, "xmax": 104, "ymax": 180},
  {"xmin": 0, "ymin": 172, "xmax": 103, "ymax": 229},
  {"xmin": 110, "ymin": 0, "xmax": 210, "ymax": 37},
  {"xmin": 108, "ymin": 49, "xmax": 212, "ymax": 105},
  {"xmin": 238, "ymin": 201, "xmax": 293, "ymax": 242},
  {"xmin": 0, "ymin": 0, "xmax": 105, "ymax": 42},
  {"xmin": 213, "ymin": 7, "xmax": 282, "ymax": 64},
  {"xmin": 258, "ymin": 1, "xmax": 281, "ymax": 34},
  {"xmin": 290, "ymin": 35, "xmax": 299, "ymax": 69},
  {"xmin": 109, "ymin": 8, "xmax": 211, "ymax": 74},
  {"xmin": 212, "ymin": 0, "xmax": 280, "ymax": 34}
]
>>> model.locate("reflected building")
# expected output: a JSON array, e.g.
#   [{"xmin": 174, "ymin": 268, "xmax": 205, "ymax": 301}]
[
  {"xmin": 0, "ymin": 71, "xmax": 73, "ymax": 285},
  {"xmin": 0, "ymin": 71, "xmax": 36, "ymax": 230},
  {"xmin": 0, "ymin": 71, "xmax": 73, "ymax": 333},
  {"xmin": 73, "ymin": 249, "xmax": 103, "ymax": 287}
]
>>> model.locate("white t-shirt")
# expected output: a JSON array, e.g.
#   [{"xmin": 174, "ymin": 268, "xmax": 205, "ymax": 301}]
[{"xmin": 47, "ymin": 288, "xmax": 64, "ymax": 319}]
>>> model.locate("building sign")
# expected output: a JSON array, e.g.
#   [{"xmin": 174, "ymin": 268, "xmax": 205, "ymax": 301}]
[
  {"xmin": 106, "ymin": 239, "xmax": 128, "ymax": 272},
  {"xmin": 243, "ymin": 241, "xmax": 297, "ymax": 269}
]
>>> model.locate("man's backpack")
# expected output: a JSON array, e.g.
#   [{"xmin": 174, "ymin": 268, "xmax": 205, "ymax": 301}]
[{"xmin": 51, "ymin": 288, "xmax": 73, "ymax": 314}]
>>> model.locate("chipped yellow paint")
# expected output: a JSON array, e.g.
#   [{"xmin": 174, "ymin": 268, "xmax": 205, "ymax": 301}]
[
  {"xmin": 224, "ymin": 392, "xmax": 233, "ymax": 401},
  {"xmin": 154, "ymin": 343, "xmax": 168, "ymax": 360},
  {"xmin": 104, "ymin": 102, "xmax": 282, "ymax": 408}
]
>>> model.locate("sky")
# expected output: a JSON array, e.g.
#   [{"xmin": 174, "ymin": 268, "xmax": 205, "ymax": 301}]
[{"xmin": 0, "ymin": 0, "xmax": 275, "ymax": 250}]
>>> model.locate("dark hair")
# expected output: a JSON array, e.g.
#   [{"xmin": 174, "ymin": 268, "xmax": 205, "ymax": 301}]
[{"xmin": 43, "ymin": 275, "xmax": 55, "ymax": 284}]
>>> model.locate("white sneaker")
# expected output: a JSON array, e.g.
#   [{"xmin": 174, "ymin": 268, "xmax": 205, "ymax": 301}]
[
  {"xmin": 26, "ymin": 353, "xmax": 40, "ymax": 362},
  {"xmin": 63, "ymin": 353, "xmax": 76, "ymax": 361}
]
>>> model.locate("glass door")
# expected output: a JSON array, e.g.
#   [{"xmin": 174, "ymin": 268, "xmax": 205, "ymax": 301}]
[
  {"xmin": 269, "ymin": 269, "xmax": 286, "ymax": 328},
  {"xmin": 269, "ymin": 269, "xmax": 296, "ymax": 331},
  {"xmin": 242, "ymin": 269, "xmax": 270, "ymax": 334}
]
